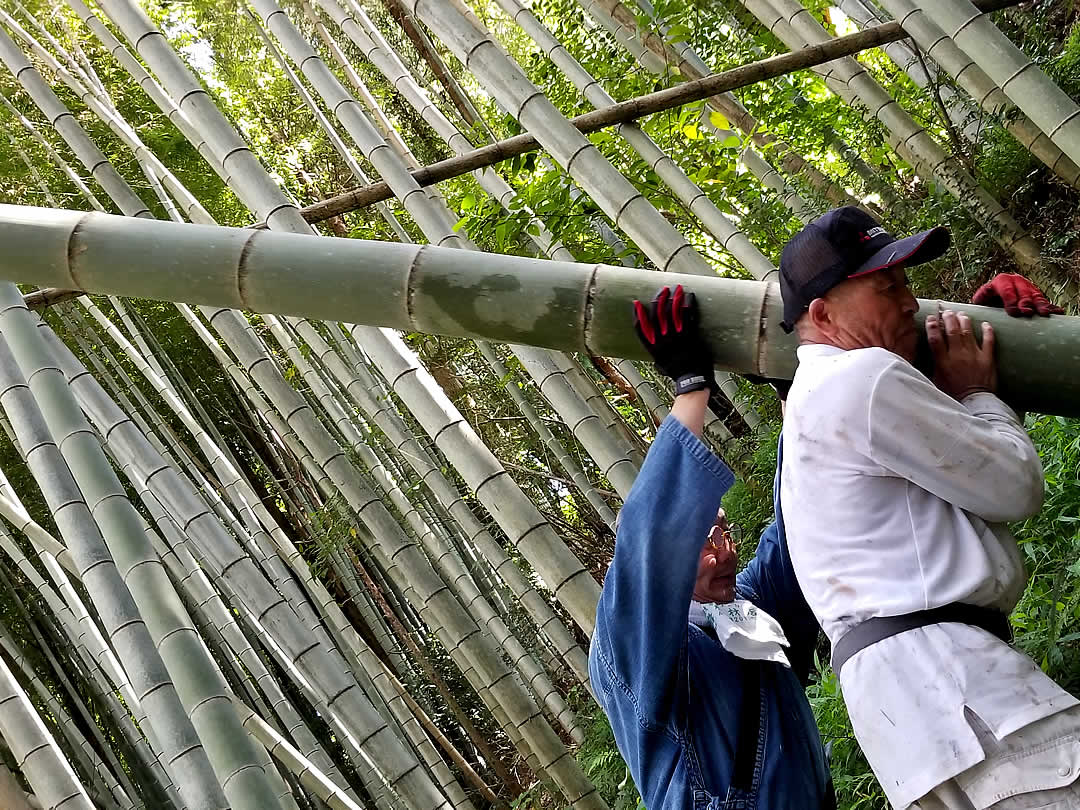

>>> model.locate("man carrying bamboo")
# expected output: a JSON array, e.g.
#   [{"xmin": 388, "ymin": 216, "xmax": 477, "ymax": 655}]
[
  {"xmin": 778, "ymin": 206, "xmax": 1080, "ymax": 809},
  {"xmin": 590, "ymin": 284, "xmax": 834, "ymax": 810}
]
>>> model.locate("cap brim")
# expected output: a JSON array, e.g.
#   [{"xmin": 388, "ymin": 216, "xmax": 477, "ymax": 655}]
[{"xmin": 849, "ymin": 226, "xmax": 951, "ymax": 278}]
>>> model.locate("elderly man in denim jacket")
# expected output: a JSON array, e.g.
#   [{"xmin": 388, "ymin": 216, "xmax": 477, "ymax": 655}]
[{"xmin": 589, "ymin": 285, "xmax": 833, "ymax": 810}]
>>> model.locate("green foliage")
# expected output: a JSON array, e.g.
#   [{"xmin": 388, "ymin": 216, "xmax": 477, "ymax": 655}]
[
  {"xmin": 807, "ymin": 659, "xmax": 887, "ymax": 810},
  {"xmin": 1011, "ymin": 414, "xmax": 1080, "ymax": 691},
  {"xmin": 721, "ymin": 416, "xmax": 780, "ymax": 551},
  {"xmin": 574, "ymin": 704, "xmax": 643, "ymax": 810}
]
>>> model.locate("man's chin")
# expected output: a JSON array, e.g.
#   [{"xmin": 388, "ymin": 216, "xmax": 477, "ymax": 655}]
[{"xmin": 709, "ymin": 585, "xmax": 737, "ymax": 604}]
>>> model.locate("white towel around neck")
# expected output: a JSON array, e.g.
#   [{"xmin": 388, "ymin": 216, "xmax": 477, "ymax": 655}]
[{"xmin": 689, "ymin": 599, "xmax": 791, "ymax": 668}]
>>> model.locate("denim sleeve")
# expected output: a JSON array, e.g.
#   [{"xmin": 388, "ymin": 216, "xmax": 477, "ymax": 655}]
[
  {"xmin": 735, "ymin": 521, "xmax": 820, "ymax": 685},
  {"xmin": 736, "ymin": 437, "xmax": 821, "ymax": 685},
  {"xmin": 591, "ymin": 415, "xmax": 735, "ymax": 730}
]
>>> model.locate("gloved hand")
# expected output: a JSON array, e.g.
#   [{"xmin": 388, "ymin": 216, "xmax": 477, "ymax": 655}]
[
  {"xmin": 633, "ymin": 285, "xmax": 718, "ymax": 396},
  {"xmin": 971, "ymin": 273, "xmax": 1064, "ymax": 317}
]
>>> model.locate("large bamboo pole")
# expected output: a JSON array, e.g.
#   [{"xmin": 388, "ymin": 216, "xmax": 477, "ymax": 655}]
[{"xmin": 1, "ymin": 204, "xmax": 1076, "ymax": 406}]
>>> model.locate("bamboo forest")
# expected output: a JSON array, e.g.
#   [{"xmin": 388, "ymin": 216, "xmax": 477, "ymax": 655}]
[{"xmin": 3, "ymin": 0, "xmax": 1080, "ymax": 806}]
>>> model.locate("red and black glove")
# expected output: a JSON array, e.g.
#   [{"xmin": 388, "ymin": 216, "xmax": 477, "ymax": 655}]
[
  {"xmin": 971, "ymin": 273, "xmax": 1064, "ymax": 317},
  {"xmin": 633, "ymin": 285, "xmax": 717, "ymax": 396}
]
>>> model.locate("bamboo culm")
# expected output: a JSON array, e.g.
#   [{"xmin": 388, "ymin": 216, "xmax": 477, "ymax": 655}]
[{"xmin": 2, "ymin": 205, "xmax": 1076, "ymax": 409}]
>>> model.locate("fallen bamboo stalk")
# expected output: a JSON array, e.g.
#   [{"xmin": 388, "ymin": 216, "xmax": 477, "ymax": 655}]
[
  {"xmin": 285, "ymin": 0, "xmax": 1023, "ymax": 226},
  {"xmin": 23, "ymin": 287, "xmax": 83, "ymax": 310},
  {"xmin": 1, "ymin": 205, "xmax": 1076, "ymax": 417}
]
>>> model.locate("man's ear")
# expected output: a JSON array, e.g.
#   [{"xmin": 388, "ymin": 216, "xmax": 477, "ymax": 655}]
[{"xmin": 806, "ymin": 297, "xmax": 831, "ymax": 332}]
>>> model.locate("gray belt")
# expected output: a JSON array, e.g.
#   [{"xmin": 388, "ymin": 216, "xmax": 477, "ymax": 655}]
[{"xmin": 831, "ymin": 603, "xmax": 1012, "ymax": 675}]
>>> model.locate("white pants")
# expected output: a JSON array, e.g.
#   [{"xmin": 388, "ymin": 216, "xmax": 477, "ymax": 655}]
[{"xmin": 911, "ymin": 706, "xmax": 1080, "ymax": 810}]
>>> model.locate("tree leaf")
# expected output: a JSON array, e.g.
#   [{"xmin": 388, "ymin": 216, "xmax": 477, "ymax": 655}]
[
  {"xmin": 666, "ymin": 23, "xmax": 692, "ymax": 41},
  {"xmin": 709, "ymin": 111, "xmax": 730, "ymax": 132}
]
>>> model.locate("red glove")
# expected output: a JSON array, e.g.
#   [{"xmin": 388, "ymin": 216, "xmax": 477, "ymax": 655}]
[
  {"xmin": 971, "ymin": 273, "xmax": 1064, "ymax": 317},
  {"xmin": 633, "ymin": 285, "xmax": 718, "ymax": 396}
]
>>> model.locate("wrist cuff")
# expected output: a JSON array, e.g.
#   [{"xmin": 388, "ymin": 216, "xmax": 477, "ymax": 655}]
[{"xmin": 674, "ymin": 373, "xmax": 712, "ymax": 395}]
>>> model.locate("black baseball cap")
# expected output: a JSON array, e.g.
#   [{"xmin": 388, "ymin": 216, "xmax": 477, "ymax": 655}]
[{"xmin": 779, "ymin": 206, "xmax": 950, "ymax": 332}]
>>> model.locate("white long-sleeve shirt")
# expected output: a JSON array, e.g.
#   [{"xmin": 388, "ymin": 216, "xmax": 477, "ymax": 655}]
[{"xmin": 782, "ymin": 344, "xmax": 1077, "ymax": 808}]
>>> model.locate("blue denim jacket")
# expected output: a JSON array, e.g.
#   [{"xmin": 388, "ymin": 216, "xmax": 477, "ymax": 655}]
[{"xmin": 589, "ymin": 416, "xmax": 830, "ymax": 810}]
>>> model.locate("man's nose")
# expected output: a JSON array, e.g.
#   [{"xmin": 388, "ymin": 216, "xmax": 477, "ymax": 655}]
[{"xmin": 902, "ymin": 289, "xmax": 918, "ymax": 315}]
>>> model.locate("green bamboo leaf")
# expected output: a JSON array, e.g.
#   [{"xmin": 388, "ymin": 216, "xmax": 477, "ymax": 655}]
[
  {"xmin": 709, "ymin": 110, "xmax": 730, "ymax": 131},
  {"xmin": 665, "ymin": 23, "xmax": 692, "ymax": 41}
]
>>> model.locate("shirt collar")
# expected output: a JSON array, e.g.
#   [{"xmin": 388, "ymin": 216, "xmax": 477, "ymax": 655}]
[{"xmin": 796, "ymin": 343, "xmax": 846, "ymax": 362}]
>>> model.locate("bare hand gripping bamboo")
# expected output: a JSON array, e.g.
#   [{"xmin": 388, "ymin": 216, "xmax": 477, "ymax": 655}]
[{"xmin": 2, "ymin": 204, "xmax": 1076, "ymax": 416}]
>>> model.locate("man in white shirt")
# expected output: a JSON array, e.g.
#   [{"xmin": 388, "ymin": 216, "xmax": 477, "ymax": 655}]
[{"xmin": 778, "ymin": 206, "xmax": 1080, "ymax": 810}]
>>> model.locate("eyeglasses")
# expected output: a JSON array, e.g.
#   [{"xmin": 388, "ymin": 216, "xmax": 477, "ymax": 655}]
[{"xmin": 707, "ymin": 523, "xmax": 743, "ymax": 551}]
